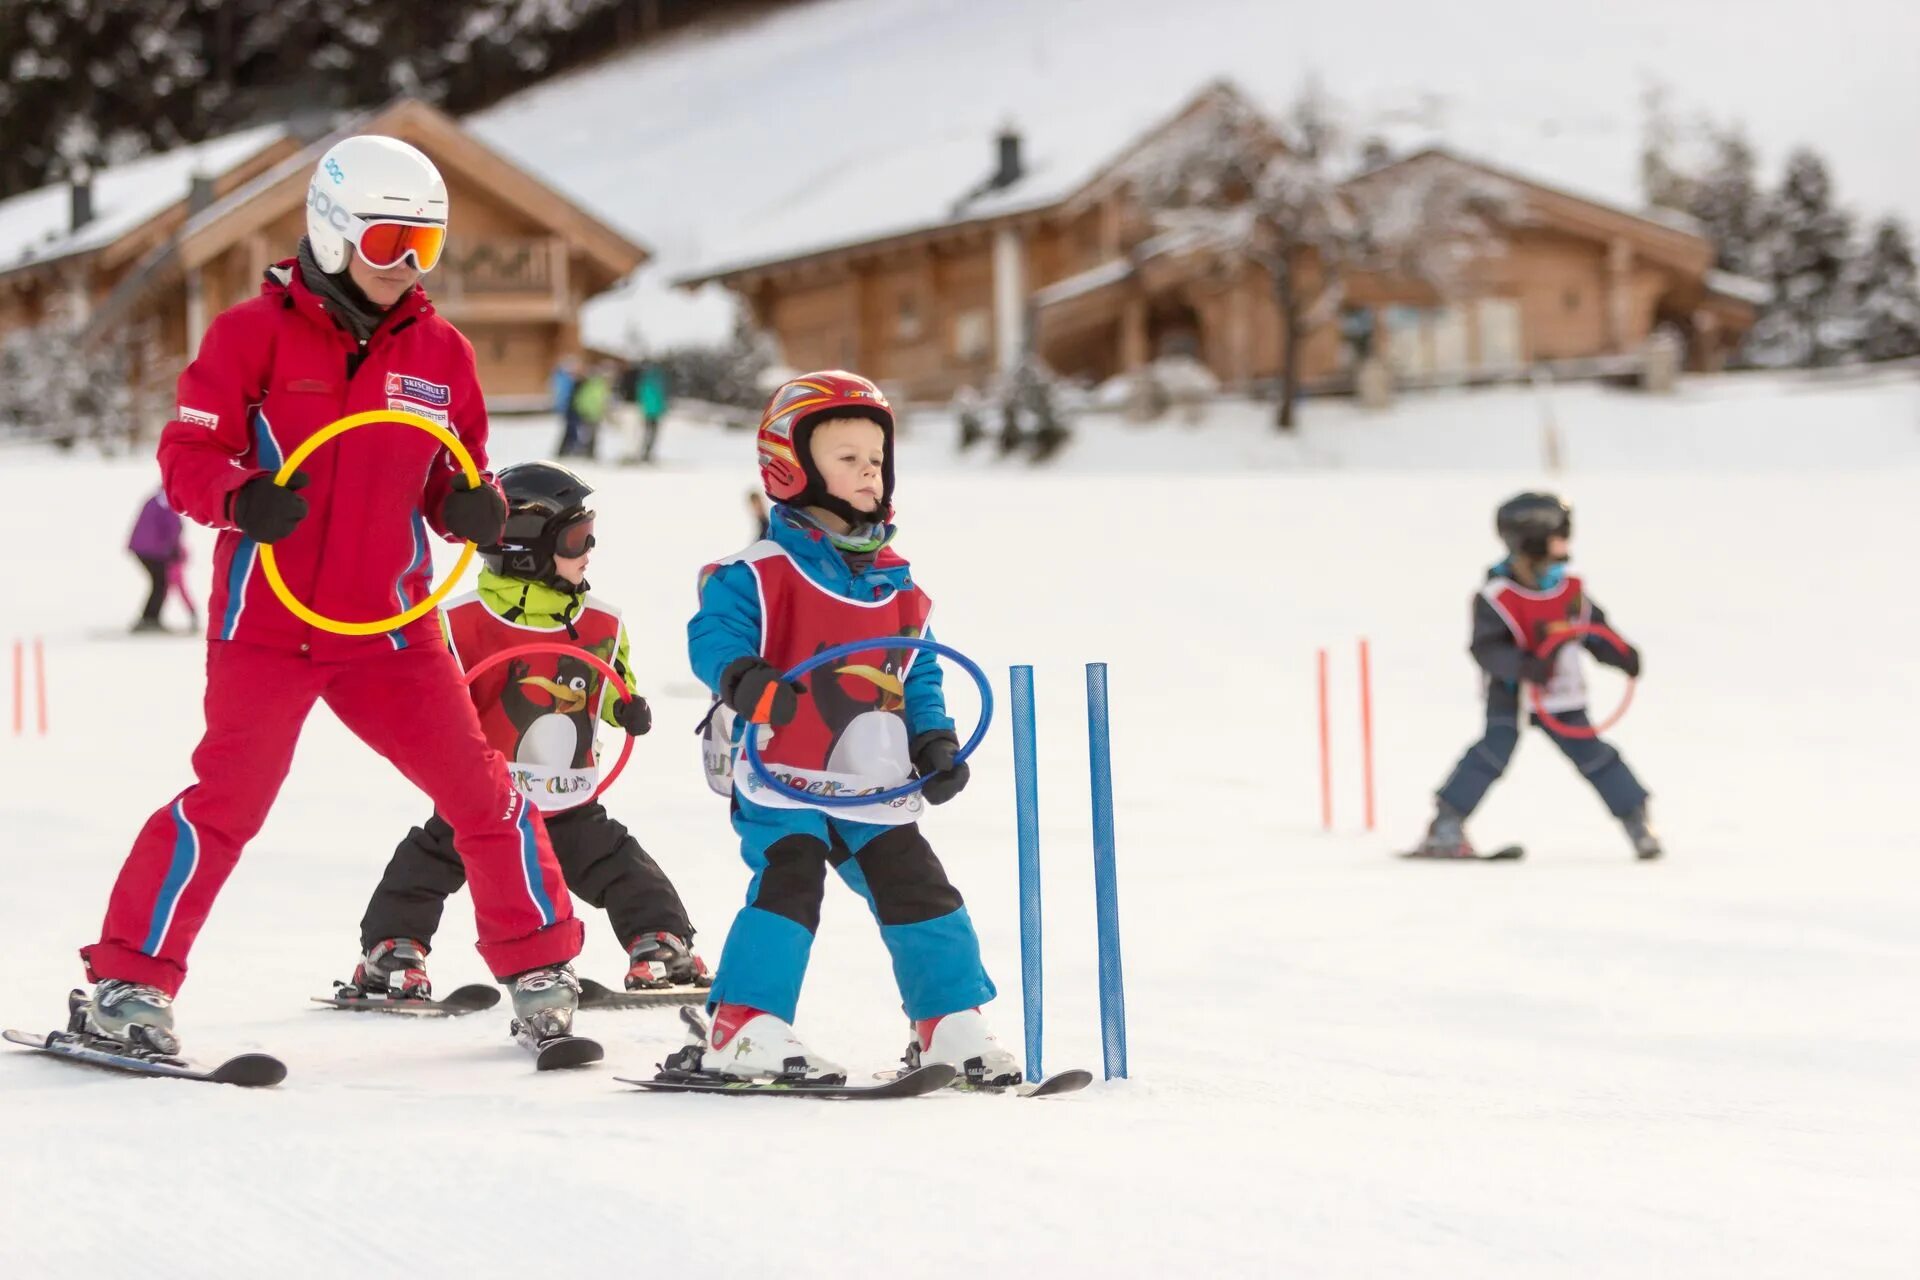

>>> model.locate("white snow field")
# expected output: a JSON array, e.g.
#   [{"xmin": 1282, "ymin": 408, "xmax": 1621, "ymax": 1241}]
[{"xmin": 3, "ymin": 373, "xmax": 1918, "ymax": 1277}]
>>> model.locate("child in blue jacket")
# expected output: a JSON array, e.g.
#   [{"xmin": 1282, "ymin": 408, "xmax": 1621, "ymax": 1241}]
[{"xmin": 684, "ymin": 371, "xmax": 1016, "ymax": 1085}]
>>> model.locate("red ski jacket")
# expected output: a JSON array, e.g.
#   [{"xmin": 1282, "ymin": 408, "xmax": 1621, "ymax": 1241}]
[{"xmin": 157, "ymin": 260, "xmax": 501, "ymax": 660}]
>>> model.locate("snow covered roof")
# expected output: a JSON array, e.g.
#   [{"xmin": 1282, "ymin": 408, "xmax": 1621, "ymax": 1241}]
[
  {"xmin": 1705, "ymin": 268, "xmax": 1772, "ymax": 307},
  {"xmin": 1344, "ymin": 146, "xmax": 1713, "ymax": 254},
  {"xmin": 0, "ymin": 124, "xmax": 288, "ymax": 273}
]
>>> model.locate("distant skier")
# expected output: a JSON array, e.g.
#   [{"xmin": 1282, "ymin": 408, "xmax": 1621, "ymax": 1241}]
[
  {"xmin": 1410, "ymin": 492, "xmax": 1662, "ymax": 861},
  {"xmin": 127, "ymin": 488, "xmax": 192, "ymax": 633}
]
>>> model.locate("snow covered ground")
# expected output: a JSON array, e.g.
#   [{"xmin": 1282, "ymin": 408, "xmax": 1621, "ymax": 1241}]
[{"xmin": 3, "ymin": 374, "xmax": 1918, "ymax": 1277}]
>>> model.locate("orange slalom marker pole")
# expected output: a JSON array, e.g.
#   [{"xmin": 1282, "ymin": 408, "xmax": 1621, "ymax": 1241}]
[
  {"xmin": 1317, "ymin": 647, "xmax": 1332, "ymax": 831},
  {"xmin": 33, "ymin": 636, "xmax": 47, "ymax": 736},
  {"xmin": 1358, "ymin": 637, "xmax": 1376, "ymax": 833}
]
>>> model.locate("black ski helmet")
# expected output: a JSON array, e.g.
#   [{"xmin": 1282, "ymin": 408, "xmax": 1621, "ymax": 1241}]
[
  {"xmin": 1495, "ymin": 491, "xmax": 1572, "ymax": 558},
  {"xmin": 481, "ymin": 462, "xmax": 595, "ymax": 587}
]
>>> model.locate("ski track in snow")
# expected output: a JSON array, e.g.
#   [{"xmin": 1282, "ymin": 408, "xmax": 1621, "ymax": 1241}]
[{"xmin": 3, "ymin": 375, "xmax": 1919, "ymax": 1277}]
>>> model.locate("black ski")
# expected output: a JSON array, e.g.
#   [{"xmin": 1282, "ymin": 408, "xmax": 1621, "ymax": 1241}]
[
  {"xmin": 620, "ymin": 1063, "xmax": 957, "ymax": 1099},
  {"xmin": 510, "ymin": 1020, "xmax": 604, "ymax": 1071},
  {"xmin": 876, "ymin": 1065, "xmax": 1094, "ymax": 1098},
  {"xmin": 1399, "ymin": 844, "xmax": 1524, "ymax": 862},
  {"xmin": 578, "ymin": 977, "xmax": 707, "ymax": 1012},
  {"xmin": 3, "ymin": 1027, "xmax": 286, "ymax": 1087},
  {"xmin": 311, "ymin": 982, "xmax": 501, "ymax": 1016}
]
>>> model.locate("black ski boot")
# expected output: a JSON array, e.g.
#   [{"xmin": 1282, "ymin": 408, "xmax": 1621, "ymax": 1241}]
[
  {"xmin": 625, "ymin": 932, "xmax": 711, "ymax": 990},
  {"xmin": 1623, "ymin": 804, "xmax": 1663, "ymax": 860},
  {"xmin": 343, "ymin": 938, "xmax": 433, "ymax": 1000},
  {"xmin": 1409, "ymin": 801, "xmax": 1476, "ymax": 858}
]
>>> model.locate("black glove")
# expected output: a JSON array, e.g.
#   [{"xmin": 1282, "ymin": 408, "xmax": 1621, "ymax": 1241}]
[
  {"xmin": 721, "ymin": 656, "xmax": 805, "ymax": 726},
  {"xmin": 1617, "ymin": 646, "xmax": 1642, "ymax": 679},
  {"xmin": 912, "ymin": 730, "xmax": 970, "ymax": 806},
  {"xmin": 230, "ymin": 471, "xmax": 309, "ymax": 543},
  {"xmin": 1517, "ymin": 650, "xmax": 1558, "ymax": 684},
  {"xmin": 611, "ymin": 695, "xmax": 652, "ymax": 736},
  {"xmin": 441, "ymin": 475, "xmax": 507, "ymax": 545}
]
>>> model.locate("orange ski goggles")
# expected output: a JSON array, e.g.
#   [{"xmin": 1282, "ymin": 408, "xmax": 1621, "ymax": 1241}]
[{"xmin": 346, "ymin": 212, "xmax": 447, "ymax": 272}]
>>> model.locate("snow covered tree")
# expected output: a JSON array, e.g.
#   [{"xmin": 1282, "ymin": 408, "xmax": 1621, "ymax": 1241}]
[
  {"xmin": 1129, "ymin": 83, "xmax": 1513, "ymax": 429},
  {"xmin": 1686, "ymin": 127, "xmax": 1767, "ymax": 278},
  {"xmin": 1750, "ymin": 148, "xmax": 1855, "ymax": 367},
  {"xmin": 1850, "ymin": 218, "xmax": 1920, "ymax": 362},
  {"xmin": 1638, "ymin": 82, "xmax": 1696, "ymax": 217}
]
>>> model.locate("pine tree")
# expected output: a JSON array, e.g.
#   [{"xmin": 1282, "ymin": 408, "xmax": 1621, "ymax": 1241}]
[
  {"xmin": 1686, "ymin": 126, "xmax": 1766, "ymax": 278},
  {"xmin": 1751, "ymin": 148, "xmax": 1854, "ymax": 367},
  {"xmin": 1851, "ymin": 218, "xmax": 1920, "ymax": 362}
]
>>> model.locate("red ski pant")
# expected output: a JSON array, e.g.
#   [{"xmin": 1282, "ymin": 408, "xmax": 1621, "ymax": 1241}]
[{"xmin": 82, "ymin": 640, "xmax": 583, "ymax": 995}]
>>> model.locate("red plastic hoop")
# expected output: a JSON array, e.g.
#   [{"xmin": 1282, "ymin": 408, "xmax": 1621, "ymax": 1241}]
[
  {"xmin": 461, "ymin": 642, "xmax": 635, "ymax": 807},
  {"xmin": 1528, "ymin": 622, "xmax": 1636, "ymax": 739}
]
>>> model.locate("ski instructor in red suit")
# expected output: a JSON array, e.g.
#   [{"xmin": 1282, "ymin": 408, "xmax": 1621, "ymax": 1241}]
[{"xmin": 76, "ymin": 135, "xmax": 585, "ymax": 1057}]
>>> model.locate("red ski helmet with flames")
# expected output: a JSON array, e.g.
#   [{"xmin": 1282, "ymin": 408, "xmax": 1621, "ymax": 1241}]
[{"xmin": 756, "ymin": 370, "xmax": 896, "ymax": 519}]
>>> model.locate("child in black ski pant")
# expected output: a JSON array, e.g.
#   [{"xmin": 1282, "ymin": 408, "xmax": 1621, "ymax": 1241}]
[
  {"xmin": 343, "ymin": 462, "xmax": 708, "ymax": 1000},
  {"xmin": 1412, "ymin": 491, "xmax": 1661, "ymax": 861}
]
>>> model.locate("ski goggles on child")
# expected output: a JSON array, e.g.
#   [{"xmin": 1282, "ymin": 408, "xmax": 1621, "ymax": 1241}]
[
  {"xmin": 343, "ymin": 210, "xmax": 447, "ymax": 272},
  {"xmin": 552, "ymin": 513, "xmax": 595, "ymax": 560}
]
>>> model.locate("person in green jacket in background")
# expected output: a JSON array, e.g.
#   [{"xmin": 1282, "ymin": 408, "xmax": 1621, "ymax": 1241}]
[
  {"xmin": 636, "ymin": 361, "xmax": 670, "ymax": 465},
  {"xmin": 569, "ymin": 362, "xmax": 613, "ymax": 459}
]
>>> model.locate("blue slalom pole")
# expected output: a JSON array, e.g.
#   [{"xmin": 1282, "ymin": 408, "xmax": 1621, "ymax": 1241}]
[
  {"xmin": 1085, "ymin": 662, "xmax": 1128, "ymax": 1080},
  {"xmin": 1010, "ymin": 665, "xmax": 1044, "ymax": 1084}
]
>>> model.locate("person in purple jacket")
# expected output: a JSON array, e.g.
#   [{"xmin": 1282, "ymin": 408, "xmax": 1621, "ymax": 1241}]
[{"xmin": 127, "ymin": 489, "xmax": 187, "ymax": 633}]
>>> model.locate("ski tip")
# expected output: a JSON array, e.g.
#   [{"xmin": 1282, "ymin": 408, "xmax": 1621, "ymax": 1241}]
[
  {"xmin": 1024, "ymin": 1068, "xmax": 1094, "ymax": 1097},
  {"xmin": 442, "ymin": 983, "xmax": 503, "ymax": 1010},
  {"xmin": 208, "ymin": 1053, "xmax": 288, "ymax": 1087},
  {"xmin": 534, "ymin": 1036, "xmax": 605, "ymax": 1071}
]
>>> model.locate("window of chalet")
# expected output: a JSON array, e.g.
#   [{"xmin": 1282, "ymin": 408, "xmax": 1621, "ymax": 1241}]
[
  {"xmin": 897, "ymin": 292, "xmax": 923, "ymax": 342},
  {"xmin": 953, "ymin": 309, "xmax": 990, "ymax": 362}
]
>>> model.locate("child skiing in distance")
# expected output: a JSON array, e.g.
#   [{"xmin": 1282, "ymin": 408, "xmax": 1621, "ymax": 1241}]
[
  {"xmin": 683, "ymin": 370, "xmax": 1016, "ymax": 1085},
  {"xmin": 128, "ymin": 488, "xmax": 188, "ymax": 633},
  {"xmin": 345, "ymin": 462, "xmax": 708, "ymax": 1001},
  {"xmin": 1411, "ymin": 491, "xmax": 1662, "ymax": 861}
]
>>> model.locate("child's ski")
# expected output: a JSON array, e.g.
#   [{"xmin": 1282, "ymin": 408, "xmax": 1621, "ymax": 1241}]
[
  {"xmin": 577, "ymin": 977, "xmax": 707, "ymax": 1011},
  {"xmin": 1398, "ymin": 845, "xmax": 1524, "ymax": 862},
  {"xmin": 620, "ymin": 1063, "xmax": 956, "ymax": 1099},
  {"xmin": 311, "ymin": 982, "xmax": 500, "ymax": 1016},
  {"xmin": 875, "ymin": 1065, "xmax": 1093, "ymax": 1098}
]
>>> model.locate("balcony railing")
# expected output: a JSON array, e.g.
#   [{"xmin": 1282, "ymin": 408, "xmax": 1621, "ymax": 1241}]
[{"xmin": 436, "ymin": 236, "xmax": 558, "ymax": 299}]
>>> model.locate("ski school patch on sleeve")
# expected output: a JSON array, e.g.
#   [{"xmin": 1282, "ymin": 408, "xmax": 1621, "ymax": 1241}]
[
  {"xmin": 385, "ymin": 373, "xmax": 453, "ymax": 408},
  {"xmin": 178, "ymin": 405, "xmax": 219, "ymax": 429}
]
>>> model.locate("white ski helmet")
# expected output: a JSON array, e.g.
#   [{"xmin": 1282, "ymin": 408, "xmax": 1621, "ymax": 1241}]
[{"xmin": 304, "ymin": 135, "xmax": 449, "ymax": 274}]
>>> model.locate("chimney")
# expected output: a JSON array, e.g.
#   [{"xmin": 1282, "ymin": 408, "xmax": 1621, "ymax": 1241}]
[
  {"xmin": 188, "ymin": 171, "xmax": 217, "ymax": 215},
  {"xmin": 69, "ymin": 171, "xmax": 94, "ymax": 233},
  {"xmin": 994, "ymin": 126, "xmax": 1024, "ymax": 190}
]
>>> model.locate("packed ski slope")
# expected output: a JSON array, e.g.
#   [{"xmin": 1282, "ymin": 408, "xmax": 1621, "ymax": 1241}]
[{"xmin": 2, "ymin": 377, "xmax": 1918, "ymax": 1277}]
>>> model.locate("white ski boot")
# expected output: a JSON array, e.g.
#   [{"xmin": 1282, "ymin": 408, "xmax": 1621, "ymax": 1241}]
[
  {"xmin": 507, "ymin": 964, "xmax": 580, "ymax": 1042},
  {"xmin": 80, "ymin": 979, "xmax": 180, "ymax": 1056},
  {"xmin": 690, "ymin": 1003, "xmax": 846, "ymax": 1084},
  {"xmin": 910, "ymin": 1008, "xmax": 1021, "ymax": 1087}
]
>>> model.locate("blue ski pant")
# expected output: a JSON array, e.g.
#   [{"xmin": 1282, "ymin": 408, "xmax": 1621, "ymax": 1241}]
[
  {"xmin": 707, "ymin": 797, "xmax": 996, "ymax": 1023},
  {"xmin": 1439, "ymin": 684, "xmax": 1649, "ymax": 819}
]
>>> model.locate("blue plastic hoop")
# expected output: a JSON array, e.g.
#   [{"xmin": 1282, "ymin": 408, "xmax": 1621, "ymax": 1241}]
[{"xmin": 740, "ymin": 636, "xmax": 994, "ymax": 809}]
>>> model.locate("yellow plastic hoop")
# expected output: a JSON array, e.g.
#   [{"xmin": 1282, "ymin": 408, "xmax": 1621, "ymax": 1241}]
[{"xmin": 258, "ymin": 409, "xmax": 480, "ymax": 636}]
